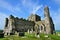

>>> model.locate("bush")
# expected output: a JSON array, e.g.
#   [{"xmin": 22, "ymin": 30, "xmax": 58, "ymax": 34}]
[{"xmin": 0, "ymin": 33, "xmax": 4, "ymax": 38}]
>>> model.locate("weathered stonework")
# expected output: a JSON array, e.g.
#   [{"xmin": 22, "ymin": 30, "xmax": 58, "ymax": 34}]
[
  {"xmin": 4, "ymin": 6, "xmax": 55, "ymax": 36},
  {"xmin": 28, "ymin": 14, "xmax": 41, "ymax": 22},
  {"xmin": 44, "ymin": 6, "xmax": 55, "ymax": 34}
]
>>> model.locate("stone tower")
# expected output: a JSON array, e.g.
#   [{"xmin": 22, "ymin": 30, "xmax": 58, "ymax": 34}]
[
  {"xmin": 8, "ymin": 15, "xmax": 15, "ymax": 35},
  {"xmin": 44, "ymin": 6, "xmax": 55, "ymax": 34},
  {"xmin": 4, "ymin": 15, "xmax": 15, "ymax": 35},
  {"xmin": 28, "ymin": 14, "xmax": 41, "ymax": 22},
  {"xmin": 4, "ymin": 18, "xmax": 9, "ymax": 35}
]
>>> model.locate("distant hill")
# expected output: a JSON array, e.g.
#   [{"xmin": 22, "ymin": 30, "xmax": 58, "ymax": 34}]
[{"xmin": 56, "ymin": 30, "xmax": 60, "ymax": 32}]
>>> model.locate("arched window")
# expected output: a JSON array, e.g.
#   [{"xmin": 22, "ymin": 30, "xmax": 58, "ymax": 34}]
[
  {"xmin": 44, "ymin": 27, "xmax": 46, "ymax": 31},
  {"xmin": 41, "ymin": 26, "xmax": 43, "ymax": 30}
]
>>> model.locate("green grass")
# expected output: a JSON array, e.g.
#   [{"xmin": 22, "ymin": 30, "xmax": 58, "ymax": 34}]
[{"xmin": 0, "ymin": 32, "xmax": 60, "ymax": 40}]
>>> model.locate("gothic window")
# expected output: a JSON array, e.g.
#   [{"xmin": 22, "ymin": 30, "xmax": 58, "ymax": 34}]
[
  {"xmin": 44, "ymin": 27, "xmax": 46, "ymax": 31},
  {"xmin": 7, "ymin": 33, "xmax": 8, "ymax": 35},
  {"xmin": 41, "ymin": 26, "xmax": 43, "ymax": 30}
]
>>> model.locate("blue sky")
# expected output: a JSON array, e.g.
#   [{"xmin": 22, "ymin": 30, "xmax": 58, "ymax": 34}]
[{"xmin": 0, "ymin": 0, "xmax": 60, "ymax": 30}]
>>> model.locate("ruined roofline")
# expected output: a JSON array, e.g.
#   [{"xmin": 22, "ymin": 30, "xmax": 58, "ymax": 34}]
[
  {"xmin": 15, "ymin": 17, "xmax": 35, "ymax": 23},
  {"xmin": 30, "ymin": 13, "xmax": 40, "ymax": 17},
  {"xmin": 8, "ymin": 15, "xmax": 35, "ymax": 23}
]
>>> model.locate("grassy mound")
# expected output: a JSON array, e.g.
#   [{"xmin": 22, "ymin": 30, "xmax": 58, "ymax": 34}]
[{"xmin": 0, "ymin": 32, "xmax": 60, "ymax": 40}]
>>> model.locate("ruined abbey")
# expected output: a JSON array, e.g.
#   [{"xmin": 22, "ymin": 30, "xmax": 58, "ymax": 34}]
[{"xmin": 4, "ymin": 6, "xmax": 55, "ymax": 35}]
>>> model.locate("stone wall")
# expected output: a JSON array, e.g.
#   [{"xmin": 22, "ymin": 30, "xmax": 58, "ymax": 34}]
[
  {"xmin": 15, "ymin": 18, "xmax": 35, "ymax": 32},
  {"xmin": 4, "ymin": 6, "xmax": 55, "ymax": 35},
  {"xmin": 28, "ymin": 14, "xmax": 41, "ymax": 22}
]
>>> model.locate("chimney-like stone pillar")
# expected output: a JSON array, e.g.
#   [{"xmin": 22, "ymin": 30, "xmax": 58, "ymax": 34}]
[{"xmin": 44, "ymin": 6, "xmax": 52, "ymax": 34}]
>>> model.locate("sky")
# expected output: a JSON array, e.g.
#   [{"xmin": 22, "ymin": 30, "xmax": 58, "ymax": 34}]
[{"xmin": 0, "ymin": 0, "xmax": 60, "ymax": 30}]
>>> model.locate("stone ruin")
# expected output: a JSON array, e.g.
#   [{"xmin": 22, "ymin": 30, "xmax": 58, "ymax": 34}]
[{"xmin": 4, "ymin": 6, "xmax": 55, "ymax": 37}]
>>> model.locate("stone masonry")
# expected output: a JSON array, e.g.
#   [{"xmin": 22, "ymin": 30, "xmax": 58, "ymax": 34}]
[{"xmin": 4, "ymin": 6, "xmax": 55, "ymax": 35}]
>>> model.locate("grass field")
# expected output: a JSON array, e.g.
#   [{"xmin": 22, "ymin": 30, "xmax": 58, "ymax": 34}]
[{"xmin": 0, "ymin": 32, "xmax": 60, "ymax": 40}]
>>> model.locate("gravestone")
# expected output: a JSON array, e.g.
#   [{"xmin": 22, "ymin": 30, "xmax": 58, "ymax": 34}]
[
  {"xmin": 58, "ymin": 34, "xmax": 60, "ymax": 36},
  {"xmin": 30, "ymin": 31, "xmax": 32, "ymax": 34},
  {"xmin": 27, "ymin": 29, "xmax": 29, "ymax": 34},
  {"xmin": 44, "ymin": 35, "xmax": 49, "ymax": 38},
  {"xmin": 36, "ymin": 35, "xmax": 40, "ymax": 38},
  {"xmin": 30, "ymin": 29, "xmax": 33, "ymax": 34},
  {"xmin": 36, "ymin": 32, "xmax": 40, "ymax": 38}
]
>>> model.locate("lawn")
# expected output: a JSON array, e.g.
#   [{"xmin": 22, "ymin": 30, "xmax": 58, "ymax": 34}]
[{"xmin": 0, "ymin": 32, "xmax": 60, "ymax": 40}]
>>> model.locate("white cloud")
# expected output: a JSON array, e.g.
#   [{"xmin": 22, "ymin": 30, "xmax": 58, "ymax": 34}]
[
  {"xmin": 0, "ymin": 13, "xmax": 8, "ymax": 30},
  {"xmin": 21, "ymin": 0, "xmax": 43, "ymax": 14},
  {"xmin": 53, "ymin": 0, "xmax": 60, "ymax": 5},
  {"xmin": 22, "ymin": 0, "xmax": 34, "ymax": 7},
  {"xmin": 0, "ymin": 0, "xmax": 42, "ymax": 14},
  {"xmin": 0, "ymin": 0, "xmax": 24, "ymax": 14},
  {"xmin": 32, "ymin": 5, "xmax": 43, "ymax": 14},
  {"xmin": 0, "ymin": 0, "xmax": 15, "ymax": 13}
]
